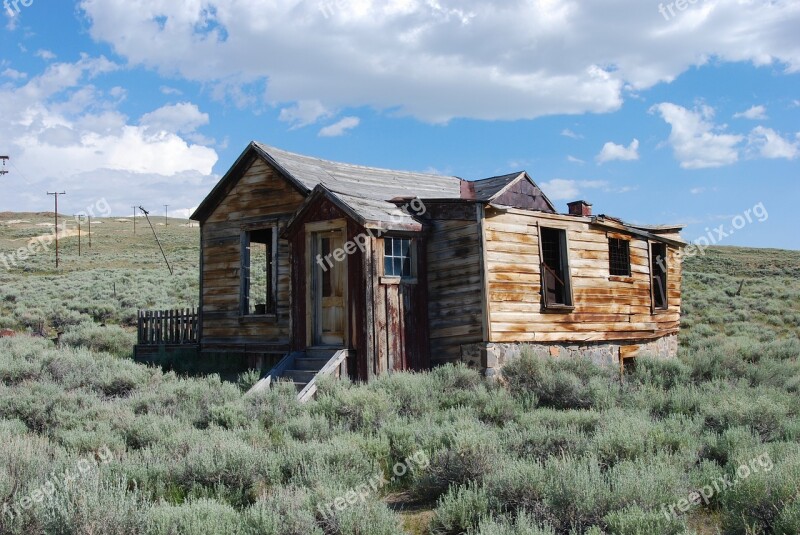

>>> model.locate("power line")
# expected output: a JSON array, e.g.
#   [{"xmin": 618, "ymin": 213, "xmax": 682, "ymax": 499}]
[{"xmin": 139, "ymin": 206, "xmax": 173, "ymax": 275}]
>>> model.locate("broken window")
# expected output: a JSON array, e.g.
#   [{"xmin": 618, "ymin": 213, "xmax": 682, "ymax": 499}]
[
  {"xmin": 651, "ymin": 242, "xmax": 668, "ymax": 310},
  {"xmin": 540, "ymin": 227, "xmax": 573, "ymax": 308},
  {"xmin": 384, "ymin": 237, "xmax": 413, "ymax": 278},
  {"xmin": 608, "ymin": 238, "xmax": 632, "ymax": 277},
  {"xmin": 242, "ymin": 228, "xmax": 275, "ymax": 315}
]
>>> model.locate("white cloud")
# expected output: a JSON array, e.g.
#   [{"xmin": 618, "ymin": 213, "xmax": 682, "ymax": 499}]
[
  {"xmin": 539, "ymin": 178, "xmax": 608, "ymax": 201},
  {"xmin": 0, "ymin": 55, "xmax": 218, "ymax": 215},
  {"xmin": 734, "ymin": 105, "xmax": 767, "ymax": 120},
  {"xmin": 567, "ymin": 155, "xmax": 585, "ymax": 164},
  {"xmin": 35, "ymin": 49, "xmax": 56, "ymax": 60},
  {"xmin": 596, "ymin": 138, "xmax": 639, "ymax": 164},
  {"xmin": 651, "ymin": 103, "xmax": 743, "ymax": 169},
  {"xmin": 160, "ymin": 86, "xmax": 183, "ymax": 95},
  {"xmin": 561, "ymin": 129, "xmax": 583, "ymax": 139},
  {"xmin": 747, "ymin": 126, "xmax": 799, "ymax": 160},
  {"xmin": 279, "ymin": 100, "xmax": 332, "ymax": 128},
  {"xmin": 319, "ymin": 116, "xmax": 360, "ymax": 137},
  {"xmin": 2, "ymin": 68, "xmax": 27, "ymax": 80},
  {"xmin": 78, "ymin": 0, "xmax": 800, "ymax": 123},
  {"xmin": 140, "ymin": 102, "xmax": 210, "ymax": 135}
]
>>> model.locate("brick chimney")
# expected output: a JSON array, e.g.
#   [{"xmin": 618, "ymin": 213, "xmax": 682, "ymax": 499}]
[{"xmin": 567, "ymin": 200, "xmax": 592, "ymax": 217}]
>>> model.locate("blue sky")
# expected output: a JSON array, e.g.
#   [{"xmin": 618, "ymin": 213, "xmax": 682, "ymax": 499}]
[{"xmin": 1, "ymin": 0, "xmax": 798, "ymax": 249}]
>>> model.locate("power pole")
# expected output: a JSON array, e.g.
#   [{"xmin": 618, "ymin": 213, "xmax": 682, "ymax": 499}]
[
  {"xmin": 0, "ymin": 155, "xmax": 8, "ymax": 176},
  {"xmin": 88, "ymin": 216, "xmax": 92, "ymax": 248},
  {"xmin": 139, "ymin": 206, "xmax": 173, "ymax": 275},
  {"xmin": 47, "ymin": 192, "xmax": 66, "ymax": 268},
  {"xmin": 75, "ymin": 215, "xmax": 82, "ymax": 256},
  {"xmin": 132, "ymin": 206, "xmax": 137, "ymax": 234},
  {"xmin": 164, "ymin": 205, "xmax": 169, "ymax": 227}
]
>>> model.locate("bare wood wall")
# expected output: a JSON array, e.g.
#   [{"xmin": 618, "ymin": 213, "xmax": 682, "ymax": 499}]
[
  {"xmin": 426, "ymin": 204, "xmax": 484, "ymax": 365},
  {"xmin": 483, "ymin": 207, "xmax": 682, "ymax": 344},
  {"xmin": 200, "ymin": 158, "xmax": 305, "ymax": 347}
]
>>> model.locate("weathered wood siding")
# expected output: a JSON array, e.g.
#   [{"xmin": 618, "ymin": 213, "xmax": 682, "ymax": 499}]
[
  {"xmin": 200, "ymin": 157, "xmax": 305, "ymax": 350},
  {"xmin": 483, "ymin": 207, "xmax": 682, "ymax": 343},
  {"xmin": 426, "ymin": 203, "xmax": 484, "ymax": 365}
]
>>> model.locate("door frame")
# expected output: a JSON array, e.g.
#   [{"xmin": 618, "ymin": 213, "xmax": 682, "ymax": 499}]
[{"xmin": 305, "ymin": 219, "xmax": 349, "ymax": 348}]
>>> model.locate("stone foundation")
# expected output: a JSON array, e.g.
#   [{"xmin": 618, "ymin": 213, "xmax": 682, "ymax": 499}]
[{"xmin": 460, "ymin": 334, "xmax": 679, "ymax": 378}]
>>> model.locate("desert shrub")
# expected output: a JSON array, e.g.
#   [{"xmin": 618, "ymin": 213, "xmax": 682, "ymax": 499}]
[
  {"xmin": 317, "ymin": 498, "xmax": 404, "ymax": 535},
  {"xmin": 281, "ymin": 435, "xmax": 383, "ymax": 490},
  {"xmin": 774, "ymin": 500, "xmax": 800, "ymax": 535},
  {"xmin": 208, "ymin": 401, "xmax": 249, "ymax": 430},
  {"xmin": 701, "ymin": 426, "xmax": 762, "ymax": 466},
  {"xmin": 411, "ymin": 425, "xmax": 498, "ymax": 502},
  {"xmin": 718, "ymin": 445, "xmax": 800, "ymax": 534},
  {"xmin": 147, "ymin": 498, "xmax": 242, "ymax": 535},
  {"xmin": 604, "ymin": 454, "xmax": 690, "ymax": 512},
  {"xmin": 628, "ymin": 356, "xmax": 691, "ymax": 390},
  {"xmin": 540, "ymin": 455, "xmax": 610, "ymax": 532},
  {"xmin": 602, "ymin": 505, "xmax": 687, "ymax": 535},
  {"xmin": 370, "ymin": 371, "xmax": 438, "ymax": 418},
  {"xmin": 470, "ymin": 513, "xmax": 556, "ymax": 535},
  {"xmin": 245, "ymin": 380, "xmax": 304, "ymax": 430},
  {"xmin": 501, "ymin": 421, "xmax": 589, "ymax": 461},
  {"xmin": 128, "ymin": 374, "xmax": 242, "ymax": 428},
  {"xmin": 61, "ymin": 322, "xmax": 135, "ymax": 358},
  {"xmin": 243, "ymin": 486, "xmax": 322, "ymax": 535},
  {"xmin": 40, "ymin": 474, "xmax": 147, "ymax": 535},
  {"xmin": 312, "ymin": 382, "xmax": 394, "ymax": 433},
  {"xmin": 702, "ymin": 386, "xmax": 793, "ymax": 442},
  {"xmin": 430, "ymin": 482, "xmax": 490, "ymax": 535},
  {"xmin": 42, "ymin": 346, "xmax": 150, "ymax": 397},
  {"xmin": 431, "ymin": 363, "xmax": 483, "ymax": 394},
  {"xmin": 482, "ymin": 458, "xmax": 548, "ymax": 519},
  {"xmin": 236, "ymin": 369, "xmax": 262, "ymax": 392},
  {"xmin": 115, "ymin": 413, "xmax": 184, "ymax": 450},
  {"xmin": 503, "ymin": 353, "xmax": 609, "ymax": 410}
]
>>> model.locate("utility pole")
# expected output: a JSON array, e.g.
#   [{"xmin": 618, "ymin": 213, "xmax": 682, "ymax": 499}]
[
  {"xmin": 75, "ymin": 215, "xmax": 82, "ymax": 256},
  {"xmin": 139, "ymin": 206, "xmax": 173, "ymax": 275},
  {"xmin": 88, "ymin": 216, "xmax": 91, "ymax": 248},
  {"xmin": 132, "ymin": 206, "xmax": 137, "ymax": 234},
  {"xmin": 164, "ymin": 205, "xmax": 169, "ymax": 227},
  {"xmin": 47, "ymin": 192, "xmax": 66, "ymax": 268},
  {"xmin": 0, "ymin": 155, "xmax": 8, "ymax": 176}
]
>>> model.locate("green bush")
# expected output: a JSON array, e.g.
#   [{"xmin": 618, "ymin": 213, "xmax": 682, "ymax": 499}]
[
  {"xmin": 430, "ymin": 482, "xmax": 490, "ymax": 535},
  {"xmin": 61, "ymin": 322, "xmax": 136, "ymax": 358}
]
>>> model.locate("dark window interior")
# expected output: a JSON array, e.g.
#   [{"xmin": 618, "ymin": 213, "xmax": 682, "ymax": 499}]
[
  {"xmin": 243, "ymin": 228, "xmax": 275, "ymax": 315},
  {"xmin": 609, "ymin": 238, "xmax": 632, "ymax": 277},
  {"xmin": 541, "ymin": 227, "xmax": 572, "ymax": 307},
  {"xmin": 384, "ymin": 237, "xmax": 412, "ymax": 277},
  {"xmin": 651, "ymin": 243, "xmax": 668, "ymax": 310}
]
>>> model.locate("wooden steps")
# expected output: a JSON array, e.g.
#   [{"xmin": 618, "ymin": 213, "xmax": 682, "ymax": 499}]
[{"xmin": 247, "ymin": 348, "xmax": 349, "ymax": 401}]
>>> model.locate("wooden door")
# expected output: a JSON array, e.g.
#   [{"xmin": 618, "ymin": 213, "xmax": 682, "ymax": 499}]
[{"xmin": 312, "ymin": 230, "xmax": 346, "ymax": 346}]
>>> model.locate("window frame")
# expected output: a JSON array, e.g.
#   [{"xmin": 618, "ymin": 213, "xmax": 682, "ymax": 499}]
[
  {"xmin": 240, "ymin": 226, "xmax": 278, "ymax": 318},
  {"xmin": 650, "ymin": 242, "xmax": 669, "ymax": 312},
  {"xmin": 537, "ymin": 224, "xmax": 575, "ymax": 312},
  {"xmin": 382, "ymin": 236, "xmax": 416, "ymax": 280},
  {"xmin": 608, "ymin": 237, "xmax": 632, "ymax": 277}
]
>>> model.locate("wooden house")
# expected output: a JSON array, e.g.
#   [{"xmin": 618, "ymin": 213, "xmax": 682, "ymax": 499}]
[{"xmin": 136, "ymin": 142, "xmax": 684, "ymax": 390}]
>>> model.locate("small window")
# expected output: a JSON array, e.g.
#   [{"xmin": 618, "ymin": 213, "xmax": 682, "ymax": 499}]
[
  {"xmin": 242, "ymin": 228, "xmax": 276, "ymax": 315},
  {"xmin": 540, "ymin": 227, "xmax": 573, "ymax": 308},
  {"xmin": 651, "ymin": 243, "xmax": 668, "ymax": 310},
  {"xmin": 608, "ymin": 238, "xmax": 631, "ymax": 277},
  {"xmin": 384, "ymin": 237, "xmax": 413, "ymax": 278}
]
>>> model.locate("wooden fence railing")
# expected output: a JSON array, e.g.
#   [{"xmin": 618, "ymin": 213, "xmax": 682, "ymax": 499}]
[{"xmin": 137, "ymin": 308, "xmax": 198, "ymax": 345}]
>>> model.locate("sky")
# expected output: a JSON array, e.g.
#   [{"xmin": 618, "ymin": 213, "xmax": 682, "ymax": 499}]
[{"xmin": 0, "ymin": 0, "xmax": 798, "ymax": 249}]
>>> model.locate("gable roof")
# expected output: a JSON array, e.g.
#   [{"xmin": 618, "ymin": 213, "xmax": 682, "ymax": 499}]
[{"xmin": 191, "ymin": 142, "xmax": 555, "ymax": 224}]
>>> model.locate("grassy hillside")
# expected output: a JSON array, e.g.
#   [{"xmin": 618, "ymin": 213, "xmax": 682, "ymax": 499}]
[{"xmin": 0, "ymin": 214, "xmax": 798, "ymax": 535}]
